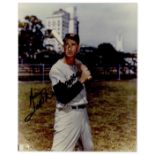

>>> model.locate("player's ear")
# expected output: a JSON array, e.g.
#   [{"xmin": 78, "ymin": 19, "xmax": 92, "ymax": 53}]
[{"xmin": 77, "ymin": 44, "xmax": 80, "ymax": 52}]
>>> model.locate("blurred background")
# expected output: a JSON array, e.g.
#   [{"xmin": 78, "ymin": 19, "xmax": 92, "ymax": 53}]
[{"xmin": 18, "ymin": 3, "xmax": 137, "ymax": 81}]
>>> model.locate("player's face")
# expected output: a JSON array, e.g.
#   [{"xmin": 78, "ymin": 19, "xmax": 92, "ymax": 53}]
[{"xmin": 64, "ymin": 39, "xmax": 79, "ymax": 58}]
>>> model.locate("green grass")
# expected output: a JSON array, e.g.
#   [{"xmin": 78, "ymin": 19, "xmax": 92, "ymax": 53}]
[
  {"xmin": 18, "ymin": 82, "xmax": 55, "ymax": 151},
  {"xmin": 18, "ymin": 80, "xmax": 137, "ymax": 151},
  {"xmin": 87, "ymin": 80, "xmax": 137, "ymax": 151}
]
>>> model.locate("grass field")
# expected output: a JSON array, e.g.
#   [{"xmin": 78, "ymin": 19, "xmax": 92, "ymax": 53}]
[{"xmin": 18, "ymin": 79, "xmax": 137, "ymax": 151}]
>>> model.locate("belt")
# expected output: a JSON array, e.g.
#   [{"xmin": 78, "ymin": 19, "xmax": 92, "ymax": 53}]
[{"xmin": 71, "ymin": 104, "xmax": 86, "ymax": 109}]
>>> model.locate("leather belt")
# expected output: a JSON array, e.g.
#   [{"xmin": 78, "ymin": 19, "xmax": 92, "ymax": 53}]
[{"xmin": 71, "ymin": 104, "xmax": 86, "ymax": 109}]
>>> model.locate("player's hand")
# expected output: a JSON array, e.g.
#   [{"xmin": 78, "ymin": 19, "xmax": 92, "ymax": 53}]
[{"xmin": 79, "ymin": 64, "xmax": 92, "ymax": 83}]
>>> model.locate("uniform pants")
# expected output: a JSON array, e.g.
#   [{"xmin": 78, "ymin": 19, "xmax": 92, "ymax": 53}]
[{"xmin": 51, "ymin": 107, "xmax": 93, "ymax": 151}]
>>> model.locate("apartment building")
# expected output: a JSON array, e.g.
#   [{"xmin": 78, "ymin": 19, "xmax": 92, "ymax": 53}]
[{"xmin": 44, "ymin": 6, "xmax": 79, "ymax": 52}]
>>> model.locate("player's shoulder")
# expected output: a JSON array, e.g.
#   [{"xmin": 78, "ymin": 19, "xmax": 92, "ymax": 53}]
[{"xmin": 49, "ymin": 59, "xmax": 63, "ymax": 74}]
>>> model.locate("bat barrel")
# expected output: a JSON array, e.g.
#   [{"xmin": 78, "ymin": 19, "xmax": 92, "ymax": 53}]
[{"xmin": 51, "ymin": 29, "xmax": 64, "ymax": 46}]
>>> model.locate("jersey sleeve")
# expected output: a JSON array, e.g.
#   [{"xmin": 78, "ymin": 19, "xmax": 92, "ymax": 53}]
[
  {"xmin": 49, "ymin": 68, "xmax": 62, "ymax": 86},
  {"xmin": 49, "ymin": 67, "xmax": 84, "ymax": 104}
]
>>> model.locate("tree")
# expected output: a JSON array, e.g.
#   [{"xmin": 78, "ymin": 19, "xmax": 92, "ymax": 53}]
[
  {"xmin": 97, "ymin": 43, "xmax": 125, "ymax": 66},
  {"xmin": 77, "ymin": 46, "xmax": 97, "ymax": 69},
  {"xmin": 18, "ymin": 15, "xmax": 44, "ymax": 63}
]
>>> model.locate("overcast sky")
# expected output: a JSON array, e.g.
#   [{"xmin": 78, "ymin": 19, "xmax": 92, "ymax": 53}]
[{"xmin": 18, "ymin": 3, "xmax": 137, "ymax": 52}]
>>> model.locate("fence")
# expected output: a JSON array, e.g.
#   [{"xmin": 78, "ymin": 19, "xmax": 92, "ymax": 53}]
[
  {"xmin": 92, "ymin": 64, "xmax": 137, "ymax": 80},
  {"xmin": 18, "ymin": 64, "xmax": 51, "ymax": 82},
  {"xmin": 19, "ymin": 63, "xmax": 137, "ymax": 82}
]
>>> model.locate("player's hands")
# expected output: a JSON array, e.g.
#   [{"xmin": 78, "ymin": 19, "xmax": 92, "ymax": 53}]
[
  {"xmin": 75, "ymin": 59, "xmax": 92, "ymax": 83},
  {"xmin": 79, "ymin": 64, "xmax": 92, "ymax": 83}
]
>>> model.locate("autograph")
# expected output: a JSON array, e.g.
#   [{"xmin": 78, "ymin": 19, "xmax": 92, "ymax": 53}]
[{"xmin": 24, "ymin": 86, "xmax": 53, "ymax": 122}]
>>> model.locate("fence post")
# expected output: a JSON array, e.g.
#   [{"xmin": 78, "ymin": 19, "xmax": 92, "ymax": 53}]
[
  {"xmin": 42, "ymin": 64, "xmax": 44, "ymax": 82},
  {"xmin": 117, "ymin": 64, "xmax": 121, "ymax": 80}
]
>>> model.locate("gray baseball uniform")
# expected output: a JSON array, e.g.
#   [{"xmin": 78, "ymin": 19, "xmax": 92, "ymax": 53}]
[{"xmin": 49, "ymin": 58, "xmax": 93, "ymax": 151}]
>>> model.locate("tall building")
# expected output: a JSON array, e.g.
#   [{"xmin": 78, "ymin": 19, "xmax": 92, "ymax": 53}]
[
  {"xmin": 115, "ymin": 33, "xmax": 124, "ymax": 52},
  {"xmin": 64, "ymin": 6, "xmax": 79, "ymax": 34},
  {"xmin": 45, "ymin": 6, "xmax": 79, "ymax": 52}
]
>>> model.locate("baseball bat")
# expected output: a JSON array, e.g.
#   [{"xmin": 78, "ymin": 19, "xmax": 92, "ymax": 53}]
[
  {"xmin": 50, "ymin": 29, "xmax": 92, "ymax": 80},
  {"xmin": 51, "ymin": 29, "xmax": 64, "ymax": 46}
]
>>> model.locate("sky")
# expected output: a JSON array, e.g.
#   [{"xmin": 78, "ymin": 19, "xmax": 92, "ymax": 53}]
[{"xmin": 18, "ymin": 3, "xmax": 137, "ymax": 53}]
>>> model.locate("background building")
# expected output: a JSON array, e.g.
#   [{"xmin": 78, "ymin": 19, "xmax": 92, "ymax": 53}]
[
  {"xmin": 44, "ymin": 6, "xmax": 79, "ymax": 52},
  {"xmin": 64, "ymin": 6, "xmax": 79, "ymax": 34},
  {"xmin": 115, "ymin": 33, "xmax": 124, "ymax": 52}
]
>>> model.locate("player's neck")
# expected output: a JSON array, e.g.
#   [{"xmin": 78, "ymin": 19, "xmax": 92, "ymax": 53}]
[{"xmin": 63, "ymin": 57, "xmax": 75, "ymax": 65}]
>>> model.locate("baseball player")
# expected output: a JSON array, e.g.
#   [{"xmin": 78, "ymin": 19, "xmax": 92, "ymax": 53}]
[{"xmin": 49, "ymin": 33, "xmax": 94, "ymax": 151}]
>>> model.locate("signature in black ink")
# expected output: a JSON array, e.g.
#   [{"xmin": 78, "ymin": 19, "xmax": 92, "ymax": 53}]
[{"xmin": 24, "ymin": 86, "xmax": 53, "ymax": 122}]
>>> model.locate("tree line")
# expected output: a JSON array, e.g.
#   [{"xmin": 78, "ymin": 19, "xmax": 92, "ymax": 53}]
[{"xmin": 18, "ymin": 15, "xmax": 137, "ymax": 78}]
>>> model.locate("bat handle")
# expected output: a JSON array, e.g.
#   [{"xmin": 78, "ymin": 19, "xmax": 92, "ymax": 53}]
[{"xmin": 87, "ymin": 75, "xmax": 92, "ymax": 80}]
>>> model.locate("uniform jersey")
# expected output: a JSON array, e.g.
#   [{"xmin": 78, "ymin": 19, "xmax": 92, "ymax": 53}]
[{"xmin": 49, "ymin": 58, "xmax": 88, "ymax": 108}]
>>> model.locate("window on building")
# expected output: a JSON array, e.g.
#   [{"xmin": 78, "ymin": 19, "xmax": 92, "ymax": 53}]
[
  {"xmin": 58, "ymin": 20, "xmax": 60, "ymax": 26},
  {"xmin": 53, "ymin": 21, "xmax": 56, "ymax": 26},
  {"xmin": 48, "ymin": 21, "xmax": 51, "ymax": 27}
]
